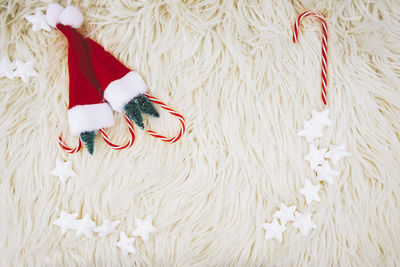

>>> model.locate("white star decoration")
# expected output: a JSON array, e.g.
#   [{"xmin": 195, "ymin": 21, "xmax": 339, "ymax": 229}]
[
  {"xmin": 299, "ymin": 179, "xmax": 321, "ymax": 205},
  {"xmin": 13, "ymin": 60, "xmax": 38, "ymax": 83},
  {"xmin": 132, "ymin": 216, "xmax": 156, "ymax": 242},
  {"xmin": 273, "ymin": 204, "xmax": 296, "ymax": 225},
  {"xmin": 293, "ymin": 212, "xmax": 317, "ymax": 236},
  {"xmin": 326, "ymin": 143, "xmax": 350, "ymax": 164},
  {"xmin": 71, "ymin": 213, "xmax": 96, "ymax": 238},
  {"xmin": 315, "ymin": 160, "xmax": 339, "ymax": 185},
  {"xmin": 50, "ymin": 159, "xmax": 76, "ymax": 184},
  {"xmin": 53, "ymin": 210, "xmax": 78, "ymax": 234},
  {"xmin": 0, "ymin": 56, "xmax": 16, "ymax": 79},
  {"xmin": 262, "ymin": 218, "xmax": 287, "ymax": 242},
  {"xmin": 309, "ymin": 109, "xmax": 332, "ymax": 128},
  {"xmin": 94, "ymin": 219, "xmax": 120, "ymax": 237},
  {"xmin": 304, "ymin": 144, "xmax": 327, "ymax": 170},
  {"xmin": 281, "ymin": 109, "xmax": 343, "ymax": 241},
  {"xmin": 297, "ymin": 120, "xmax": 324, "ymax": 143},
  {"xmin": 25, "ymin": 10, "xmax": 51, "ymax": 32},
  {"xmin": 117, "ymin": 232, "xmax": 136, "ymax": 255}
]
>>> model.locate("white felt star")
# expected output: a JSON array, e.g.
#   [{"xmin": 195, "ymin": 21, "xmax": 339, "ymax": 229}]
[
  {"xmin": 50, "ymin": 159, "xmax": 76, "ymax": 185},
  {"xmin": 13, "ymin": 60, "xmax": 38, "ymax": 83},
  {"xmin": 299, "ymin": 179, "xmax": 321, "ymax": 205},
  {"xmin": 304, "ymin": 144, "xmax": 327, "ymax": 170},
  {"xmin": 315, "ymin": 160, "xmax": 339, "ymax": 185},
  {"xmin": 293, "ymin": 212, "xmax": 317, "ymax": 236},
  {"xmin": 53, "ymin": 210, "xmax": 78, "ymax": 234},
  {"xmin": 309, "ymin": 109, "xmax": 332, "ymax": 128},
  {"xmin": 0, "ymin": 56, "xmax": 16, "ymax": 79},
  {"xmin": 25, "ymin": 10, "xmax": 51, "ymax": 32},
  {"xmin": 273, "ymin": 203, "xmax": 296, "ymax": 225},
  {"xmin": 297, "ymin": 120, "xmax": 323, "ymax": 143},
  {"xmin": 132, "ymin": 216, "xmax": 156, "ymax": 242},
  {"xmin": 94, "ymin": 219, "xmax": 120, "ymax": 237},
  {"xmin": 325, "ymin": 143, "xmax": 350, "ymax": 164},
  {"xmin": 117, "ymin": 232, "xmax": 136, "ymax": 255},
  {"xmin": 262, "ymin": 218, "xmax": 287, "ymax": 242},
  {"xmin": 71, "ymin": 213, "xmax": 96, "ymax": 238}
]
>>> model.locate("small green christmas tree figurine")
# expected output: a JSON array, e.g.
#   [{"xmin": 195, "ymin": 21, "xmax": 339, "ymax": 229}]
[
  {"xmin": 136, "ymin": 94, "xmax": 159, "ymax": 117},
  {"xmin": 124, "ymin": 94, "xmax": 159, "ymax": 129},
  {"xmin": 80, "ymin": 131, "xmax": 95, "ymax": 155}
]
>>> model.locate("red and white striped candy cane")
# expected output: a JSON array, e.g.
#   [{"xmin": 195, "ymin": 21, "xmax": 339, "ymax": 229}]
[
  {"xmin": 100, "ymin": 113, "xmax": 135, "ymax": 150},
  {"xmin": 58, "ymin": 133, "xmax": 82, "ymax": 153},
  {"xmin": 293, "ymin": 11, "xmax": 328, "ymax": 105},
  {"xmin": 144, "ymin": 93, "xmax": 185, "ymax": 143}
]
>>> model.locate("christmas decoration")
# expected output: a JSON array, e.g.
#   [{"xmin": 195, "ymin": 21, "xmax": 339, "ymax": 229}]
[
  {"xmin": 262, "ymin": 219, "xmax": 287, "ymax": 242},
  {"xmin": 299, "ymin": 179, "xmax": 321, "ymax": 205},
  {"xmin": 132, "ymin": 216, "xmax": 156, "ymax": 242},
  {"xmin": 308, "ymin": 109, "xmax": 332, "ymax": 128},
  {"xmin": 315, "ymin": 160, "xmax": 339, "ymax": 185},
  {"xmin": 53, "ymin": 210, "xmax": 78, "ymax": 234},
  {"xmin": 263, "ymin": 11, "xmax": 349, "ymax": 241},
  {"xmin": 25, "ymin": 10, "xmax": 51, "ymax": 32},
  {"xmin": 293, "ymin": 212, "xmax": 317, "ymax": 236},
  {"xmin": 297, "ymin": 120, "xmax": 324, "ymax": 143},
  {"xmin": 326, "ymin": 144, "xmax": 350, "ymax": 164},
  {"xmin": 304, "ymin": 144, "xmax": 327, "ymax": 170},
  {"xmin": 13, "ymin": 59, "xmax": 38, "ymax": 83},
  {"xmin": 50, "ymin": 158, "xmax": 76, "ymax": 184},
  {"xmin": 0, "ymin": 56, "xmax": 16, "ymax": 79},
  {"xmin": 46, "ymin": 4, "xmax": 185, "ymax": 154},
  {"xmin": 71, "ymin": 213, "xmax": 96, "ymax": 238},
  {"xmin": 293, "ymin": 11, "xmax": 328, "ymax": 105},
  {"xmin": 117, "ymin": 232, "xmax": 136, "ymax": 255},
  {"xmin": 80, "ymin": 131, "xmax": 96, "ymax": 155},
  {"xmin": 94, "ymin": 219, "xmax": 120, "ymax": 237},
  {"xmin": 272, "ymin": 204, "xmax": 296, "ymax": 225}
]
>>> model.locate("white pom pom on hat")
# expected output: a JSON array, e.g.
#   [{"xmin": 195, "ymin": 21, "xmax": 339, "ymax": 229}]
[
  {"xmin": 59, "ymin": 6, "xmax": 84, "ymax": 29},
  {"xmin": 46, "ymin": 3, "xmax": 63, "ymax": 27},
  {"xmin": 46, "ymin": 4, "xmax": 83, "ymax": 29}
]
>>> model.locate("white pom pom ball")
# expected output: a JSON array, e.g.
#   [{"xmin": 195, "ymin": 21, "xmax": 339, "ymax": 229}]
[
  {"xmin": 59, "ymin": 5, "xmax": 83, "ymax": 29},
  {"xmin": 46, "ymin": 3, "xmax": 64, "ymax": 27}
]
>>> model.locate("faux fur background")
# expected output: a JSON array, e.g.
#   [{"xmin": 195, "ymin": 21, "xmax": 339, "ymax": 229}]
[{"xmin": 1, "ymin": 0, "xmax": 400, "ymax": 266}]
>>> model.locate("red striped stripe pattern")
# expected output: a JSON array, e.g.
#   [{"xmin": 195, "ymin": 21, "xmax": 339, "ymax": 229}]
[
  {"xmin": 58, "ymin": 134, "xmax": 82, "ymax": 153},
  {"xmin": 293, "ymin": 11, "xmax": 328, "ymax": 105},
  {"xmin": 99, "ymin": 113, "xmax": 135, "ymax": 150},
  {"xmin": 144, "ymin": 93, "xmax": 186, "ymax": 143}
]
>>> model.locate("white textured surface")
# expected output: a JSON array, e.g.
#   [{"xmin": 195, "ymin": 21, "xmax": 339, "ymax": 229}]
[{"xmin": 0, "ymin": 0, "xmax": 400, "ymax": 266}]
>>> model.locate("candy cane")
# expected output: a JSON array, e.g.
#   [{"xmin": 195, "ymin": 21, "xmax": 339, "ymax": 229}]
[
  {"xmin": 58, "ymin": 133, "xmax": 82, "ymax": 153},
  {"xmin": 100, "ymin": 113, "xmax": 135, "ymax": 150},
  {"xmin": 293, "ymin": 11, "xmax": 328, "ymax": 105},
  {"xmin": 144, "ymin": 93, "xmax": 186, "ymax": 143}
]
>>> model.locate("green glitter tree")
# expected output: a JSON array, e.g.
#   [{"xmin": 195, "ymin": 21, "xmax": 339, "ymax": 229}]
[
  {"xmin": 80, "ymin": 131, "xmax": 95, "ymax": 155},
  {"xmin": 124, "ymin": 94, "xmax": 159, "ymax": 129}
]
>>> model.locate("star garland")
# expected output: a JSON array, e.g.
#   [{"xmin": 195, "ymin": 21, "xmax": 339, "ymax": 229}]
[
  {"xmin": 53, "ymin": 210, "xmax": 156, "ymax": 256},
  {"xmin": 262, "ymin": 110, "xmax": 350, "ymax": 242}
]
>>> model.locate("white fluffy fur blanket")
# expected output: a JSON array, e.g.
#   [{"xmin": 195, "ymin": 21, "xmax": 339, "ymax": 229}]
[{"xmin": 1, "ymin": 0, "xmax": 399, "ymax": 266}]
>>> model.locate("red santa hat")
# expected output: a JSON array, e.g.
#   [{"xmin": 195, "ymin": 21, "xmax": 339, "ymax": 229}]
[{"xmin": 47, "ymin": 4, "xmax": 158, "ymax": 154}]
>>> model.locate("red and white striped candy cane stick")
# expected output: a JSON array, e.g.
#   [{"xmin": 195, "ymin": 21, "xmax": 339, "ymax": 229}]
[
  {"xmin": 144, "ymin": 93, "xmax": 186, "ymax": 143},
  {"xmin": 293, "ymin": 11, "xmax": 328, "ymax": 105},
  {"xmin": 100, "ymin": 113, "xmax": 135, "ymax": 150},
  {"xmin": 58, "ymin": 132, "xmax": 82, "ymax": 153}
]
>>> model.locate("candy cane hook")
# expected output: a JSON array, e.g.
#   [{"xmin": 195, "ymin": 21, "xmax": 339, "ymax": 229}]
[
  {"xmin": 58, "ymin": 131, "xmax": 82, "ymax": 153},
  {"xmin": 100, "ymin": 113, "xmax": 136, "ymax": 150},
  {"xmin": 144, "ymin": 93, "xmax": 186, "ymax": 143},
  {"xmin": 293, "ymin": 11, "xmax": 328, "ymax": 105}
]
